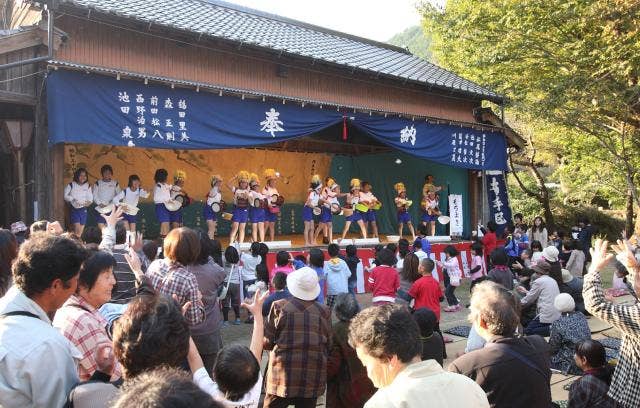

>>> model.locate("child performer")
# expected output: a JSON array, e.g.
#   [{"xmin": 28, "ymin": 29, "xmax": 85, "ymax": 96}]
[
  {"xmin": 93, "ymin": 164, "xmax": 121, "ymax": 230},
  {"xmin": 360, "ymin": 181, "xmax": 380, "ymax": 239},
  {"xmin": 262, "ymin": 168, "xmax": 280, "ymax": 242},
  {"xmin": 153, "ymin": 168, "xmax": 173, "ymax": 239},
  {"xmin": 113, "ymin": 174, "xmax": 149, "ymax": 233},
  {"xmin": 394, "ymin": 182, "xmax": 415, "ymax": 240},
  {"xmin": 340, "ymin": 178, "xmax": 368, "ymax": 241},
  {"xmin": 169, "ymin": 170, "xmax": 188, "ymax": 230},
  {"xmin": 422, "ymin": 174, "xmax": 443, "ymax": 197},
  {"xmin": 303, "ymin": 174, "xmax": 322, "ymax": 247},
  {"xmin": 314, "ymin": 177, "xmax": 341, "ymax": 244},
  {"xmin": 203, "ymin": 175, "xmax": 223, "ymax": 240},
  {"xmin": 64, "ymin": 167, "xmax": 93, "ymax": 236},
  {"xmin": 249, "ymin": 173, "xmax": 266, "ymax": 242},
  {"xmin": 228, "ymin": 170, "xmax": 251, "ymax": 244},
  {"xmin": 422, "ymin": 190, "xmax": 440, "ymax": 236}
]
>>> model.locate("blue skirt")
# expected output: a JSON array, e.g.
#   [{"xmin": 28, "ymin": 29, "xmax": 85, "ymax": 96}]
[
  {"xmin": 265, "ymin": 210, "xmax": 278, "ymax": 222},
  {"xmin": 123, "ymin": 213, "xmax": 137, "ymax": 224},
  {"xmin": 346, "ymin": 210, "xmax": 362, "ymax": 223},
  {"xmin": 421, "ymin": 212, "xmax": 437, "ymax": 222},
  {"xmin": 320, "ymin": 207, "xmax": 332, "ymax": 223},
  {"xmin": 155, "ymin": 203, "xmax": 171, "ymax": 223},
  {"xmin": 169, "ymin": 209, "xmax": 183, "ymax": 223},
  {"xmin": 250, "ymin": 207, "xmax": 266, "ymax": 223},
  {"xmin": 232, "ymin": 206, "xmax": 249, "ymax": 223},
  {"xmin": 397, "ymin": 211, "xmax": 411, "ymax": 224},
  {"xmin": 302, "ymin": 206, "xmax": 314, "ymax": 222},
  {"xmin": 203, "ymin": 203, "xmax": 217, "ymax": 221}
]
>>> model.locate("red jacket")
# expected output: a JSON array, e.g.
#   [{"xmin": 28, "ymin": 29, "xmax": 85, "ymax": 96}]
[
  {"xmin": 367, "ymin": 265, "xmax": 399, "ymax": 303},
  {"xmin": 482, "ymin": 232, "xmax": 497, "ymax": 263}
]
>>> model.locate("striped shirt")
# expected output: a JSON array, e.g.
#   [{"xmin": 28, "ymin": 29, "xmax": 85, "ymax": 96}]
[
  {"xmin": 109, "ymin": 246, "xmax": 137, "ymax": 304},
  {"xmin": 584, "ymin": 269, "xmax": 640, "ymax": 407}
]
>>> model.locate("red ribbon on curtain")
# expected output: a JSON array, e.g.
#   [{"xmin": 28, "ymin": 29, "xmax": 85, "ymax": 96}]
[{"xmin": 342, "ymin": 115, "xmax": 348, "ymax": 141}]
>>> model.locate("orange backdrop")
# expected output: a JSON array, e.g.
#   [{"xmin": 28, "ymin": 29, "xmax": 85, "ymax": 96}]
[{"xmin": 64, "ymin": 144, "xmax": 332, "ymax": 203}]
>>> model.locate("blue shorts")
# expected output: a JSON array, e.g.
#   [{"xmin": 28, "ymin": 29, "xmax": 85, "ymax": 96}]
[
  {"xmin": 346, "ymin": 210, "xmax": 362, "ymax": 223},
  {"xmin": 155, "ymin": 203, "xmax": 171, "ymax": 223},
  {"xmin": 250, "ymin": 207, "xmax": 266, "ymax": 223},
  {"xmin": 302, "ymin": 206, "xmax": 314, "ymax": 222},
  {"xmin": 94, "ymin": 207, "xmax": 113, "ymax": 225},
  {"xmin": 203, "ymin": 203, "xmax": 217, "ymax": 221},
  {"xmin": 365, "ymin": 210, "xmax": 377, "ymax": 222},
  {"xmin": 123, "ymin": 213, "xmax": 137, "ymax": 224},
  {"xmin": 70, "ymin": 207, "xmax": 88, "ymax": 225},
  {"xmin": 232, "ymin": 206, "xmax": 249, "ymax": 223},
  {"xmin": 397, "ymin": 211, "xmax": 411, "ymax": 224},
  {"xmin": 320, "ymin": 207, "xmax": 332, "ymax": 223},
  {"xmin": 169, "ymin": 209, "xmax": 183, "ymax": 224},
  {"xmin": 265, "ymin": 210, "xmax": 278, "ymax": 222},
  {"xmin": 421, "ymin": 212, "xmax": 437, "ymax": 222}
]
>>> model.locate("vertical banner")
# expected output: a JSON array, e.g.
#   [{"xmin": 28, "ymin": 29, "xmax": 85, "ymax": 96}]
[
  {"xmin": 448, "ymin": 194, "xmax": 464, "ymax": 236},
  {"xmin": 485, "ymin": 170, "xmax": 512, "ymax": 235}
]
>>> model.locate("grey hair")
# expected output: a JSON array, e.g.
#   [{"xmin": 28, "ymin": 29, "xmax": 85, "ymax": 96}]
[
  {"xmin": 468, "ymin": 281, "xmax": 520, "ymax": 336},
  {"xmin": 334, "ymin": 293, "xmax": 360, "ymax": 322}
]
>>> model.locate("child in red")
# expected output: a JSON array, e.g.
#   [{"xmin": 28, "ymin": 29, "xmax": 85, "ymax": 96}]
[
  {"xmin": 408, "ymin": 258, "xmax": 442, "ymax": 321},
  {"xmin": 367, "ymin": 249, "xmax": 399, "ymax": 305}
]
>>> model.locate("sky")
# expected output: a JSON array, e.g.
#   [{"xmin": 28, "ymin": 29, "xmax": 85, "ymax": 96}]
[{"xmin": 220, "ymin": 0, "xmax": 430, "ymax": 42}]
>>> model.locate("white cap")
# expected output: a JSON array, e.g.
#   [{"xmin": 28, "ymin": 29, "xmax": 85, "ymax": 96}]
[{"xmin": 286, "ymin": 267, "xmax": 321, "ymax": 301}]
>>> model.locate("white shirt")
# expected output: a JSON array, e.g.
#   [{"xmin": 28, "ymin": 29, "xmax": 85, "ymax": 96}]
[
  {"xmin": 240, "ymin": 253, "xmax": 262, "ymax": 282},
  {"xmin": 113, "ymin": 187, "xmax": 149, "ymax": 206},
  {"xmin": 0, "ymin": 287, "xmax": 82, "ymax": 408},
  {"xmin": 193, "ymin": 367, "xmax": 262, "ymax": 408},
  {"xmin": 154, "ymin": 182, "xmax": 173, "ymax": 203},
  {"xmin": 364, "ymin": 360, "xmax": 489, "ymax": 408},
  {"xmin": 206, "ymin": 187, "xmax": 222, "ymax": 206},
  {"xmin": 359, "ymin": 191, "xmax": 375, "ymax": 204},
  {"xmin": 64, "ymin": 181, "xmax": 93, "ymax": 206},
  {"xmin": 170, "ymin": 185, "xmax": 183, "ymax": 200},
  {"xmin": 307, "ymin": 190, "xmax": 320, "ymax": 207},
  {"xmin": 414, "ymin": 250, "xmax": 428, "ymax": 263},
  {"xmin": 93, "ymin": 179, "xmax": 121, "ymax": 206},
  {"xmin": 232, "ymin": 188, "xmax": 250, "ymax": 205}
]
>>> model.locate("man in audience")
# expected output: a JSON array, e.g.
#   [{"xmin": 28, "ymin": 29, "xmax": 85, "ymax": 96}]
[
  {"xmin": 0, "ymin": 234, "xmax": 88, "ymax": 407},
  {"xmin": 518, "ymin": 260, "xmax": 561, "ymax": 336},
  {"xmin": 349, "ymin": 304, "xmax": 489, "ymax": 407},
  {"xmin": 263, "ymin": 266, "xmax": 331, "ymax": 408},
  {"xmin": 449, "ymin": 281, "xmax": 552, "ymax": 408}
]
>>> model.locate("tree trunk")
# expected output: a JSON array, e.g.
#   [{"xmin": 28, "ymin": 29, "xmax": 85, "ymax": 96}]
[{"xmin": 626, "ymin": 189, "xmax": 634, "ymax": 235}]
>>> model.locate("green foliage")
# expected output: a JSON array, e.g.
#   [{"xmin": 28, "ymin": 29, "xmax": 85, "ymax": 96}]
[
  {"xmin": 387, "ymin": 25, "xmax": 432, "ymax": 61},
  {"xmin": 420, "ymin": 0, "xmax": 640, "ymax": 225}
]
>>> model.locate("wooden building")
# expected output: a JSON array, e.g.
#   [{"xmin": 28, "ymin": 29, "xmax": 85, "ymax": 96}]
[{"xmin": 0, "ymin": 0, "xmax": 523, "ymax": 234}]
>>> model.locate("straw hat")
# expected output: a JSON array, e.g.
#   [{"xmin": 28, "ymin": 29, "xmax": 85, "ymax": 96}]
[
  {"xmin": 286, "ymin": 267, "xmax": 321, "ymax": 301},
  {"xmin": 350, "ymin": 178, "xmax": 361, "ymax": 190},
  {"xmin": 542, "ymin": 246, "xmax": 559, "ymax": 263},
  {"xmin": 173, "ymin": 170, "xmax": 187, "ymax": 182},
  {"xmin": 394, "ymin": 182, "xmax": 406, "ymax": 194},
  {"xmin": 264, "ymin": 168, "xmax": 280, "ymax": 181},
  {"xmin": 237, "ymin": 170, "xmax": 250, "ymax": 183},
  {"xmin": 554, "ymin": 293, "xmax": 575, "ymax": 313}
]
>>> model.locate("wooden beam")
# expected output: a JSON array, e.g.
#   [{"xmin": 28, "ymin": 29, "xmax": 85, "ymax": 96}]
[
  {"xmin": 0, "ymin": 29, "xmax": 42, "ymax": 55},
  {"xmin": 0, "ymin": 90, "xmax": 37, "ymax": 106}
]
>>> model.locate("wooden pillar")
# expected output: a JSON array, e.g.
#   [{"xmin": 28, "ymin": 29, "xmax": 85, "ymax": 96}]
[
  {"xmin": 51, "ymin": 143, "xmax": 65, "ymax": 223},
  {"xmin": 33, "ymin": 75, "xmax": 50, "ymax": 221}
]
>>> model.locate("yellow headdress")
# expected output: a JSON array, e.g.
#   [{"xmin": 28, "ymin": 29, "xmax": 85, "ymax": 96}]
[
  {"xmin": 174, "ymin": 170, "xmax": 187, "ymax": 181},
  {"xmin": 210, "ymin": 174, "xmax": 222, "ymax": 186},
  {"xmin": 310, "ymin": 174, "xmax": 322, "ymax": 189},
  {"xmin": 264, "ymin": 168, "xmax": 280, "ymax": 181},
  {"xmin": 249, "ymin": 172, "xmax": 260, "ymax": 187},
  {"xmin": 325, "ymin": 177, "xmax": 336, "ymax": 188},
  {"xmin": 394, "ymin": 182, "xmax": 406, "ymax": 194},
  {"xmin": 237, "ymin": 170, "xmax": 250, "ymax": 183},
  {"xmin": 350, "ymin": 178, "xmax": 361, "ymax": 190}
]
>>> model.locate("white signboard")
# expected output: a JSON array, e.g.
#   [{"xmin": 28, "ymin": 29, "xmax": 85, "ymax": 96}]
[{"xmin": 448, "ymin": 194, "xmax": 464, "ymax": 236}]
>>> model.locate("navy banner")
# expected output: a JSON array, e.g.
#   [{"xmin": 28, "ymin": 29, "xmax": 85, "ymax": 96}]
[
  {"xmin": 47, "ymin": 70, "xmax": 507, "ymax": 170},
  {"xmin": 485, "ymin": 170, "xmax": 512, "ymax": 233}
]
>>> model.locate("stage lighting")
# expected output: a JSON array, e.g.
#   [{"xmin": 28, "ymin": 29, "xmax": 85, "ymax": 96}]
[{"xmin": 395, "ymin": 158, "xmax": 402, "ymax": 164}]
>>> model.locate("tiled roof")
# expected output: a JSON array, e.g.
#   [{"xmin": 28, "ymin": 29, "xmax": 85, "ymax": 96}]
[{"xmin": 57, "ymin": 0, "xmax": 504, "ymax": 102}]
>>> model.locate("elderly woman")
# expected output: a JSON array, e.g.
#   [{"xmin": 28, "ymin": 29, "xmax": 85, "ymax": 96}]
[
  {"xmin": 518, "ymin": 260, "xmax": 561, "ymax": 336},
  {"xmin": 187, "ymin": 230, "xmax": 226, "ymax": 376},
  {"xmin": 0, "ymin": 229, "xmax": 18, "ymax": 297},
  {"xmin": 147, "ymin": 227, "xmax": 205, "ymax": 326},
  {"xmin": 548, "ymin": 293, "xmax": 591, "ymax": 374},
  {"xmin": 53, "ymin": 251, "xmax": 121, "ymax": 380},
  {"xmin": 327, "ymin": 293, "xmax": 375, "ymax": 408}
]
